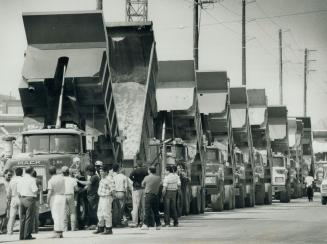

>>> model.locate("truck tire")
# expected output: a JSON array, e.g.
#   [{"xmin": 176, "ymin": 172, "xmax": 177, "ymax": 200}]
[
  {"xmin": 211, "ymin": 191, "xmax": 224, "ymax": 212},
  {"xmin": 224, "ymin": 185, "xmax": 233, "ymax": 210},
  {"xmin": 245, "ymin": 185, "xmax": 254, "ymax": 207},
  {"xmin": 280, "ymin": 190, "xmax": 289, "ymax": 203},
  {"xmin": 321, "ymin": 197, "xmax": 327, "ymax": 205},
  {"xmin": 190, "ymin": 188, "xmax": 201, "ymax": 214},
  {"xmin": 182, "ymin": 185, "xmax": 191, "ymax": 215},
  {"xmin": 255, "ymin": 183, "xmax": 265, "ymax": 205},
  {"xmin": 177, "ymin": 190, "xmax": 183, "ymax": 217},
  {"xmin": 235, "ymin": 185, "xmax": 245, "ymax": 208},
  {"xmin": 264, "ymin": 184, "xmax": 272, "ymax": 205}
]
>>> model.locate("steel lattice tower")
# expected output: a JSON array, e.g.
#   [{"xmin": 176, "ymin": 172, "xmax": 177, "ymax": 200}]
[{"xmin": 126, "ymin": 0, "xmax": 148, "ymax": 22}]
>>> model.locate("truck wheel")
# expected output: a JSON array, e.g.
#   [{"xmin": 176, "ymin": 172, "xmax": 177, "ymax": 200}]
[
  {"xmin": 224, "ymin": 185, "xmax": 233, "ymax": 210},
  {"xmin": 255, "ymin": 184, "xmax": 265, "ymax": 205},
  {"xmin": 321, "ymin": 197, "xmax": 327, "ymax": 205},
  {"xmin": 182, "ymin": 186, "xmax": 191, "ymax": 215},
  {"xmin": 177, "ymin": 190, "xmax": 183, "ymax": 217},
  {"xmin": 264, "ymin": 184, "xmax": 272, "ymax": 205},
  {"xmin": 235, "ymin": 185, "xmax": 245, "ymax": 208},
  {"xmin": 190, "ymin": 188, "xmax": 201, "ymax": 214},
  {"xmin": 280, "ymin": 190, "xmax": 289, "ymax": 203}
]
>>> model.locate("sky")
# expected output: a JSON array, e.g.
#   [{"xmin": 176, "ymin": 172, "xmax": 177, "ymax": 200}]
[{"xmin": 0, "ymin": 0, "xmax": 327, "ymax": 128}]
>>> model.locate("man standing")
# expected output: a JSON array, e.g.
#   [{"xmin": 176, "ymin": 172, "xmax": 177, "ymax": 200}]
[
  {"xmin": 163, "ymin": 166, "xmax": 181, "ymax": 227},
  {"xmin": 305, "ymin": 175, "xmax": 314, "ymax": 202},
  {"xmin": 62, "ymin": 166, "xmax": 77, "ymax": 231},
  {"xmin": 129, "ymin": 161, "xmax": 148, "ymax": 227},
  {"xmin": 77, "ymin": 165, "xmax": 99, "ymax": 230},
  {"xmin": 47, "ymin": 166, "xmax": 66, "ymax": 238},
  {"xmin": 112, "ymin": 164, "xmax": 128, "ymax": 225},
  {"xmin": 93, "ymin": 165, "xmax": 115, "ymax": 235},
  {"xmin": 17, "ymin": 166, "xmax": 38, "ymax": 240},
  {"xmin": 0, "ymin": 169, "xmax": 13, "ymax": 234},
  {"xmin": 7, "ymin": 167, "xmax": 23, "ymax": 235},
  {"xmin": 141, "ymin": 166, "xmax": 161, "ymax": 230}
]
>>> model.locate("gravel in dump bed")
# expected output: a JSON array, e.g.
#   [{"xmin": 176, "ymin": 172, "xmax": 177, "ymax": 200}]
[{"xmin": 113, "ymin": 82, "xmax": 146, "ymax": 160}]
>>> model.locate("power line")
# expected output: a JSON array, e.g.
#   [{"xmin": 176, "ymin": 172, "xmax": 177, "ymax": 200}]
[{"xmin": 217, "ymin": 1, "xmax": 241, "ymax": 16}]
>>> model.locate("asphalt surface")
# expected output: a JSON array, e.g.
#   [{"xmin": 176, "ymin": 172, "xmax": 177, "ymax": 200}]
[{"xmin": 1, "ymin": 193, "xmax": 326, "ymax": 244}]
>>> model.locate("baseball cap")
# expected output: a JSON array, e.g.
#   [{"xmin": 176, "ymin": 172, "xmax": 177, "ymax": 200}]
[
  {"xmin": 95, "ymin": 160, "xmax": 103, "ymax": 166},
  {"xmin": 61, "ymin": 166, "xmax": 69, "ymax": 173}
]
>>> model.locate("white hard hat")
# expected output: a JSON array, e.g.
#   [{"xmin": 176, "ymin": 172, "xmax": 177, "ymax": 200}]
[
  {"xmin": 95, "ymin": 160, "xmax": 103, "ymax": 166},
  {"xmin": 73, "ymin": 157, "xmax": 81, "ymax": 163}
]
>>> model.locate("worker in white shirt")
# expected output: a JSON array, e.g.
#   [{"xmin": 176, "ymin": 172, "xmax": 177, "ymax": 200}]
[
  {"xmin": 0, "ymin": 169, "xmax": 13, "ymax": 234},
  {"xmin": 7, "ymin": 167, "xmax": 23, "ymax": 235},
  {"xmin": 17, "ymin": 166, "xmax": 38, "ymax": 240},
  {"xmin": 62, "ymin": 166, "xmax": 78, "ymax": 231},
  {"xmin": 47, "ymin": 166, "xmax": 66, "ymax": 238},
  {"xmin": 305, "ymin": 175, "xmax": 314, "ymax": 202},
  {"xmin": 112, "ymin": 164, "xmax": 128, "ymax": 225}
]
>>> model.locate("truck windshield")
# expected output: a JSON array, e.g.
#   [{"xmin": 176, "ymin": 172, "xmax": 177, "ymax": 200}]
[
  {"xmin": 23, "ymin": 134, "xmax": 80, "ymax": 154},
  {"xmin": 272, "ymin": 157, "xmax": 285, "ymax": 167}
]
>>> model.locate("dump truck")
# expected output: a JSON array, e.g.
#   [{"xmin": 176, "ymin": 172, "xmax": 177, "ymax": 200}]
[
  {"xmin": 296, "ymin": 117, "xmax": 314, "ymax": 195},
  {"xmin": 155, "ymin": 60, "xmax": 205, "ymax": 215},
  {"xmin": 247, "ymin": 89, "xmax": 272, "ymax": 205},
  {"xmin": 230, "ymin": 87, "xmax": 254, "ymax": 208},
  {"xmin": 268, "ymin": 106, "xmax": 291, "ymax": 202},
  {"xmin": 196, "ymin": 71, "xmax": 235, "ymax": 211},
  {"xmin": 5, "ymin": 11, "xmax": 159, "ymax": 226},
  {"xmin": 288, "ymin": 118, "xmax": 304, "ymax": 198},
  {"xmin": 312, "ymin": 130, "xmax": 327, "ymax": 191}
]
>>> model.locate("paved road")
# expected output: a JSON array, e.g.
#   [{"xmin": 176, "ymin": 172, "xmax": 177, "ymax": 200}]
[{"xmin": 1, "ymin": 193, "xmax": 326, "ymax": 244}]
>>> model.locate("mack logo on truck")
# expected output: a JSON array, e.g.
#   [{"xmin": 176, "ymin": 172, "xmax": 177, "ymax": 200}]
[{"xmin": 17, "ymin": 160, "xmax": 41, "ymax": 166}]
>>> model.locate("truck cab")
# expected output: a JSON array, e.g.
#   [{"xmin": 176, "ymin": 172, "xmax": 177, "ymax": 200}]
[
  {"xmin": 271, "ymin": 153, "xmax": 288, "ymax": 196},
  {"xmin": 5, "ymin": 127, "xmax": 90, "ymax": 224}
]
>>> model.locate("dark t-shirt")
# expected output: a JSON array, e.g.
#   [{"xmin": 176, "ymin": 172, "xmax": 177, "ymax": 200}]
[
  {"xmin": 142, "ymin": 174, "xmax": 161, "ymax": 194},
  {"xmin": 87, "ymin": 174, "xmax": 99, "ymax": 197},
  {"xmin": 130, "ymin": 167, "xmax": 148, "ymax": 190}
]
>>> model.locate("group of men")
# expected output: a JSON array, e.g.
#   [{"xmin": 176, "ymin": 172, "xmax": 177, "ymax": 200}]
[{"xmin": 0, "ymin": 158, "xmax": 184, "ymax": 241}]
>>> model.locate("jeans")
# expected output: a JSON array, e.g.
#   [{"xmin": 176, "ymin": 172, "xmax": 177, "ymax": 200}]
[
  {"xmin": 116, "ymin": 192, "xmax": 126, "ymax": 221},
  {"xmin": 164, "ymin": 190, "xmax": 178, "ymax": 225},
  {"xmin": 144, "ymin": 193, "xmax": 161, "ymax": 227},
  {"xmin": 87, "ymin": 195, "xmax": 99, "ymax": 226},
  {"xmin": 19, "ymin": 196, "xmax": 36, "ymax": 240},
  {"xmin": 64, "ymin": 195, "xmax": 76, "ymax": 230},
  {"xmin": 131, "ymin": 189, "xmax": 145, "ymax": 225}
]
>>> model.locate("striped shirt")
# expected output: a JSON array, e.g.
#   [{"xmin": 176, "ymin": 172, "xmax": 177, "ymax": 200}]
[
  {"xmin": 163, "ymin": 173, "xmax": 181, "ymax": 191},
  {"xmin": 97, "ymin": 176, "xmax": 114, "ymax": 197}
]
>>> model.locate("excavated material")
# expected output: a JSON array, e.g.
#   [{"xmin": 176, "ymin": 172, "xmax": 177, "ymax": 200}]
[{"xmin": 113, "ymin": 82, "xmax": 146, "ymax": 160}]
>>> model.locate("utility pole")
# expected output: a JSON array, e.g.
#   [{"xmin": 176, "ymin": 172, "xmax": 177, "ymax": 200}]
[
  {"xmin": 303, "ymin": 48, "xmax": 317, "ymax": 116},
  {"xmin": 96, "ymin": 0, "xmax": 103, "ymax": 10},
  {"xmin": 242, "ymin": 0, "xmax": 246, "ymax": 85},
  {"xmin": 279, "ymin": 29, "xmax": 283, "ymax": 105},
  {"xmin": 303, "ymin": 48, "xmax": 307, "ymax": 117},
  {"xmin": 193, "ymin": 0, "xmax": 199, "ymax": 70}
]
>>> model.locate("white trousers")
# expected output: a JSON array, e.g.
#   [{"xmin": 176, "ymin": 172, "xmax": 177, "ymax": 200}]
[
  {"xmin": 131, "ymin": 189, "xmax": 144, "ymax": 225},
  {"xmin": 51, "ymin": 195, "xmax": 66, "ymax": 232},
  {"xmin": 7, "ymin": 196, "xmax": 20, "ymax": 234},
  {"xmin": 97, "ymin": 196, "xmax": 113, "ymax": 228}
]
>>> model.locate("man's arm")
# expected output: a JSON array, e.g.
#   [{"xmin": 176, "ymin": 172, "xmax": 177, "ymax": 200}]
[{"xmin": 141, "ymin": 176, "xmax": 147, "ymax": 188}]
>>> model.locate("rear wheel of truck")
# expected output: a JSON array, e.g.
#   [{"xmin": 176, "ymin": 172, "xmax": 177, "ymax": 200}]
[
  {"xmin": 321, "ymin": 197, "xmax": 327, "ymax": 205},
  {"xmin": 177, "ymin": 190, "xmax": 183, "ymax": 217},
  {"xmin": 223, "ymin": 185, "xmax": 233, "ymax": 210},
  {"xmin": 190, "ymin": 188, "xmax": 201, "ymax": 214},
  {"xmin": 235, "ymin": 185, "xmax": 245, "ymax": 208},
  {"xmin": 182, "ymin": 185, "xmax": 191, "ymax": 215},
  {"xmin": 264, "ymin": 183, "xmax": 272, "ymax": 205},
  {"xmin": 280, "ymin": 189, "xmax": 290, "ymax": 203},
  {"xmin": 255, "ymin": 183, "xmax": 265, "ymax": 205},
  {"xmin": 211, "ymin": 190, "xmax": 224, "ymax": 212}
]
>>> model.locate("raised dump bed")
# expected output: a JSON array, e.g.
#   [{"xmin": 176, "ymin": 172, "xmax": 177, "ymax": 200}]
[
  {"xmin": 196, "ymin": 71, "xmax": 235, "ymax": 211},
  {"xmin": 230, "ymin": 87, "xmax": 255, "ymax": 208},
  {"xmin": 106, "ymin": 22, "xmax": 157, "ymax": 168},
  {"xmin": 156, "ymin": 60, "xmax": 205, "ymax": 215},
  {"xmin": 248, "ymin": 89, "xmax": 272, "ymax": 205}
]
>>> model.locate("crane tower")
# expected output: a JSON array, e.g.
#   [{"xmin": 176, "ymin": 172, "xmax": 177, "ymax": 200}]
[{"xmin": 126, "ymin": 0, "xmax": 148, "ymax": 22}]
